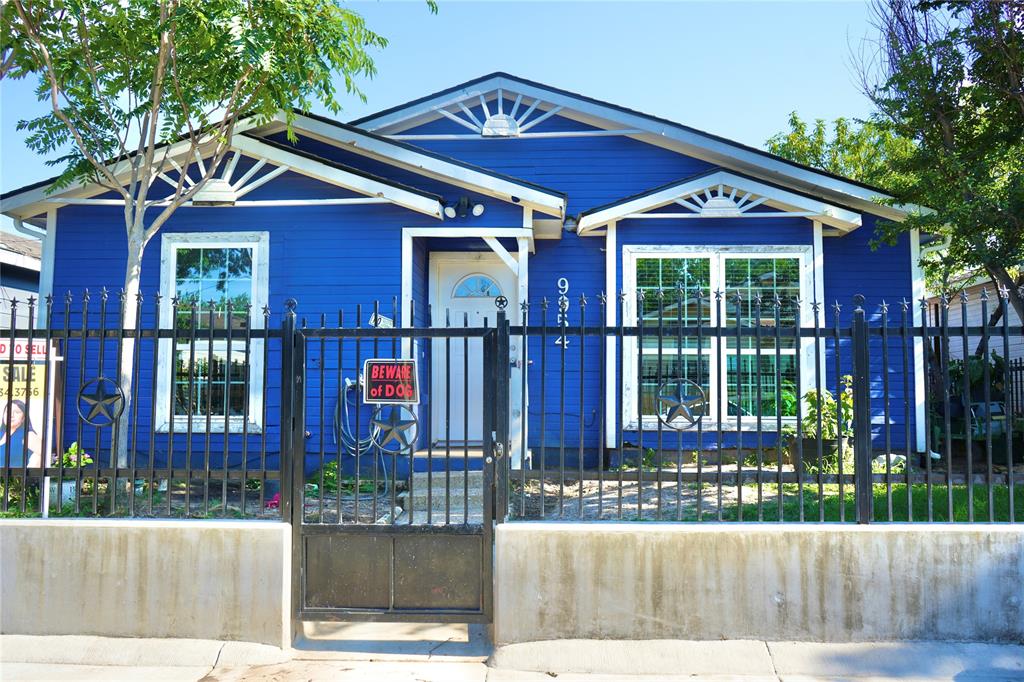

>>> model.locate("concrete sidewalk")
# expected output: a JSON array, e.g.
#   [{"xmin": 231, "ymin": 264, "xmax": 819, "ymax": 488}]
[{"xmin": 2, "ymin": 630, "xmax": 1023, "ymax": 681}]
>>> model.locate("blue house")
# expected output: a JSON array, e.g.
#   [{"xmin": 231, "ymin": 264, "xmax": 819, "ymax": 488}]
[{"xmin": 0, "ymin": 73, "xmax": 927, "ymax": 475}]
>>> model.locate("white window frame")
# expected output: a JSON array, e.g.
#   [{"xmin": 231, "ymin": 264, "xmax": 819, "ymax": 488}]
[
  {"xmin": 156, "ymin": 231, "xmax": 270, "ymax": 433},
  {"xmin": 622, "ymin": 244, "xmax": 815, "ymax": 431}
]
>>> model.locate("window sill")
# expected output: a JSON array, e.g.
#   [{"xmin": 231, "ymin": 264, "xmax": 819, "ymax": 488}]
[
  {"xmin": 155, "ymin": 420, "xmax": 264, "ymax": 435},
  {"xmin": 625, "ymin": 417, "xmax": 798, "ymax": 433}
]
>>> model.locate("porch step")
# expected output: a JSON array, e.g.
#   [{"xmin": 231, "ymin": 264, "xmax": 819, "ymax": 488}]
[{"xmin": 397, "ymin": 470, "xmax": 484, "ymax": 524}]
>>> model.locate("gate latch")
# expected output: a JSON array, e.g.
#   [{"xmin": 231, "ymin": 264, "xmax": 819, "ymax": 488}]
[{"xmin": 492, "ymin": 432, "xmax": 504, "ymax": 460}]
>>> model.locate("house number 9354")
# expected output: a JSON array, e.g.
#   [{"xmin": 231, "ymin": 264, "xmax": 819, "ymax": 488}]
[{"xmin": 555, "ymin": 277, "xmax": 570, "ymax": 348}]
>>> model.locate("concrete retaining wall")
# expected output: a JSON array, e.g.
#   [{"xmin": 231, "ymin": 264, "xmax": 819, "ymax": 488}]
[
  {"xmin": 494, "ymin": 523, "xmax": 1024, "ymax": 644},
  {"xmin": 0, "ymin": 519, "xmax": 290, "ymax": 647}
]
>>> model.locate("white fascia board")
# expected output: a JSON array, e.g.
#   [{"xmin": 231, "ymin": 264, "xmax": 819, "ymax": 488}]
[
  {"xmin": 0, "ymin": 249, "xmax": 41, "ymax": 271},
  {"xmin": 577, "ymin": 170, "xmax": 861, "ymax": 233},
  {"xmin": 231, "ymin": 136, "xmax": 442, "ymax": 219},
  {"xmin": 359, "ymin": 76, "xmax": 507, "ymax": 134},
  {"xmin": 276, "ymin": 111, "xmax": 565, "ymax": 219},
  {"xmin": 358, "ymin": 76, "xmax": 912, "ymax": 220},
  {"xmin": 1, "ymin": 118, "xmax": 263, "ymax": 220}
]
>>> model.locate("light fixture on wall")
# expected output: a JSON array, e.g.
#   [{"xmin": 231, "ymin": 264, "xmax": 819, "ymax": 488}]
[{"xmin": 444, "ymin": 196, "xmax": 484, "ymax": 219}]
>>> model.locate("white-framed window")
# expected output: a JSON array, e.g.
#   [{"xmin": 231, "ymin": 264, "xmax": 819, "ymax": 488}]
[
  {"xmin": 622, "ymin": 245, "xmax": 815, "ymax": 430},
  {"xmin": 156, "ymin": 231, "xmax": 269, "ymax": 432}
]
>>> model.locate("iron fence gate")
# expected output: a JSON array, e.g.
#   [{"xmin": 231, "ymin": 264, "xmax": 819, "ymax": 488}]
[{"xmin": 283, "ymin": 302, "xmax": 509, "ymax": 623}]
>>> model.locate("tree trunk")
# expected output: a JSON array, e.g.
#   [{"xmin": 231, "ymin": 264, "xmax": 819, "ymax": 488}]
[
  {"xmin": 985, "ymin": 265, "xmax": 1024, "ymax": 325},
  {"xmin": 115, "ymin": 238, "xmax": 145, "ymax": 467}
]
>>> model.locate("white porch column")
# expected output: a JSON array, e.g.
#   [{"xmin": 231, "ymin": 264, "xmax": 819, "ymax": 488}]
[
  {"xmin": 511, "ymin": 230, "xmax": 530, "ymax": 469},
  {"xmin": 911, "ymin": 229, "xmax": 926, "ymax": 453},
  {"xmin": 604, "ymin": 221, "xmax": 617, "ymax": 449},
  {"xmin": 37, "ymin": 209, "xmax": 58, "ymax": 327}
]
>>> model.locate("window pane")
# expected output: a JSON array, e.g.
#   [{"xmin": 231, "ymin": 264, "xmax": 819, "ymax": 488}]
[
  {"xmin": 726, "ymin": 354, "xmax": 798, "ymax": 418},
  {"xmin": 175, "ymin": 246, "xmax": 254, "ymax": 329},
  {"xmin": 639, "ymin": 354, "xmax": 711, "ymax": 418},
  {"xmin": 724, "ymin": 257, "xmax": 800, "ymax": 349},
  {"xmin": 636, "ymin": 257, "xmax": 711, "ymax": 349},
  {"xmin": 454, "ymin": 275, "xmax": 501, "ymax": 298},
  {"xmin": 174, "ymin": 346, "xmax": 249, "ymax": 418}
]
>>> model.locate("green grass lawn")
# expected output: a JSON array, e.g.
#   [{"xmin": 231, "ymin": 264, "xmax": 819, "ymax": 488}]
[{"xmin": 720, "ymin": 483, "xmax": 1024, "ymax": 523}]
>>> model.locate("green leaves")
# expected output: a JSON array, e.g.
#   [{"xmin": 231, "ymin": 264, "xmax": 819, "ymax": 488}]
[{"xmin": 3, "ymin": 0, "xmax": 397, "ymax": 193}]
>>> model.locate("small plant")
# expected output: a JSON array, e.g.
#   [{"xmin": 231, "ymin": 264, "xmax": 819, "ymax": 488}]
[
  {"xmin": 947, "ymin": 352, "xmax": 1006, "ymax": 399},
  {"xmin": 310, "ymin": 460, "xmax": 376, "ymax": 495},
  {"xmin": 60, "ymin": 442, "xmax": 94, "ymax": 468},
  {"xmin": 800, "ymin": 375, "xmax": 854, "ymax": 441}
]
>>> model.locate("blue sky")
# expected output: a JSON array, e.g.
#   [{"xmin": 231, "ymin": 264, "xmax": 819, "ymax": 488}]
[{"xmin": 0, "ymin": 1, "xmax": 877, "ymax": 229}]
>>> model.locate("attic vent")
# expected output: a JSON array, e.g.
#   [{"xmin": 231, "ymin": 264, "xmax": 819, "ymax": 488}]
[
  {"xmin": 699, "ymin": 195, "xmax": 741, "ymax": 218},
  {"xmin": 481, "ymin": 113, "xmax": 520, "ymax": 137},
  {"xmin": 191, "ymin": 178, "xmax": 237, "ymax": 206}
]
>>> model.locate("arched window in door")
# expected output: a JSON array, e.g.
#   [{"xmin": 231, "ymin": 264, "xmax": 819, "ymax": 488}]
[{"xmin": 452, "ymin": 274, "xmax": 502, "ymax": 299}]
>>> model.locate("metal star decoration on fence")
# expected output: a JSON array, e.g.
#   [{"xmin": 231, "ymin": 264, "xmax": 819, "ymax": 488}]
[
  {"xmin": 371, "ymin": 406, "xmax": 418, "ymax": 452},
  {"xmin": 78, "ymin": 377, "xmax": 125, "ymax": 427},
  {"xmin": 656, "ymin": 380, "xmax": 706, "ymax": 429}
]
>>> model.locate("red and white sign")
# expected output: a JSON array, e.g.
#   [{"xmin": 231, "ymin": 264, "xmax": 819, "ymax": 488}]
[{"xmin": 362, "ymin": 358, "xmax": 419, "ymax": 405}]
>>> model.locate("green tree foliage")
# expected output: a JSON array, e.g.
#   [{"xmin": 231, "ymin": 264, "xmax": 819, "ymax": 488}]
[
  {"xmin": 1, "ymin": 0, "xmax": 432, "ymax": 462},
  {"xmin": 861, "ymin": 0, "xmax": 1024, "ymax": 318},
  {"xmin": 765, "ymin": 112, "xmax": 915, "ymax": 191}
]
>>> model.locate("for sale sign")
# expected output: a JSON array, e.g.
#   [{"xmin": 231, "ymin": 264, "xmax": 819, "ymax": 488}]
[
  {"xmin": 362, "ymin": 358, "xmax": 419, "ymax": 405},
  {"xmin": 0, "ymin": 339, "xmax": 58, "ymax": 468}
]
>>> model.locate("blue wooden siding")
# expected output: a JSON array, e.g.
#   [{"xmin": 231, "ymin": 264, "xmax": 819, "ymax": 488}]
[
  {"xmin": 48, "ymin": 161, "xmax": 530, "ymax": 476},
  {"xmin": 391, "ymin": 103, "xmax": 715, "ymax": 215},
  {"xmin": 39, "ymin": 106, "xmax": 921, "ymax": 474}
]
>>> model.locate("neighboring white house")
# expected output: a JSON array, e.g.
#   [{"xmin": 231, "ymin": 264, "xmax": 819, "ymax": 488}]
[
  {"xmin": 0, "ymin": 230, "xmax": 41, "ymax": 328},
  {"xmin": 926, "ymin": 276, "xmax": 1023, "ymax": 364}
]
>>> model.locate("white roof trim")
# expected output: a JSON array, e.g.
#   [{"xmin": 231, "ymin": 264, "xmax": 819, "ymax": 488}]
[
  {"xmin": 0, "ymin": 248, "xmax": 41, "ymax": 271},
  {"xmin": 230, "ymin": 136, "xmax": 443, "ymax": 219},
  {"xmin": 0, "ymin": 118, "xmax": 264, "ymax": 220},
  {"xmin": 577, "ymin": 170, "xmax": 862, "ymax": 234},
  {"xmin": 269, "ymin": 111, "xmax": 565, "ymax": 218},
  {"xmin": 354, "ymin": 74, "xmax": 916, "ymax": 221}
]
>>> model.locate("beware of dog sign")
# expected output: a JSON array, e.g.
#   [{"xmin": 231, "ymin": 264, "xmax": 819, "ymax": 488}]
[{"xmin": 362, "ymin": 358, "xmax": 419, "ymax": 405}]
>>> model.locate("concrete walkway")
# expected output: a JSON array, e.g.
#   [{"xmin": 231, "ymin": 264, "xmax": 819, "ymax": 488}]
[{"xmin": 2, "ymin": 629, "xmax": 1023, "ymax": 681}]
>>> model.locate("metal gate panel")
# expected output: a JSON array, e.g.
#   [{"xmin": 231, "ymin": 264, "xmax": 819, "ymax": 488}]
[{"xmin": 284, "ymin": 307, "xmax": 508, "ymax": 625}]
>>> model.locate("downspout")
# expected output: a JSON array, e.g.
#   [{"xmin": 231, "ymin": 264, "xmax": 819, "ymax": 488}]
[{"xmin": 12, "ymin": 218, "xmax": 46, "ymax": 240}]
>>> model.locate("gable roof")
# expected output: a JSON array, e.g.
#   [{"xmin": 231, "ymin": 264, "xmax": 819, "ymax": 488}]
[
  {"xmin": 578, "ymin": 169, "xmax": 862, "ymax": 234},
  {"xmin": 0, "ymin": 107, "xmax": 567, "ymax": 222},
  {"xmin": 277, "ymin": 109, "xmax": 566, "ymax": 216},
  {"xmin": 350, "ymin": 72, "xmax": 916, "ymax": 222}
]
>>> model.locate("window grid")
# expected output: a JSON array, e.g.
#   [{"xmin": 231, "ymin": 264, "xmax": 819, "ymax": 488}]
[{"xmin": 632, "ymin": 251, "xmax": 805, "ymax": 421}]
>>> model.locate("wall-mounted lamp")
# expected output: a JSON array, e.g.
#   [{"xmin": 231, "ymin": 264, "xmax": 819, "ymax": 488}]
[{"xmin": 444, "ymin": 196, "xmax": 485, "ymax": 219}]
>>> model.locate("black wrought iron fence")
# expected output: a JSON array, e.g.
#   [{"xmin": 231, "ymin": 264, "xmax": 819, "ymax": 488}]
[
  {"xmin": 0, "ymin": 290, "xmax": 286, "ymax": 519},
  {"xmin": 505, "ymin": 288, "xmax": 1022, "ymax": 524},
  {"xmin": 1, "ymin": 287, "xmax": 1021, "ymax": 524}
]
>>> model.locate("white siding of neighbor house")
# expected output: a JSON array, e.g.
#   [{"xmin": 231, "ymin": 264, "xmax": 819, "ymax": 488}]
[{"xmin": 927, "ymin": 282, "xmax": 1023, "ymax": 363}]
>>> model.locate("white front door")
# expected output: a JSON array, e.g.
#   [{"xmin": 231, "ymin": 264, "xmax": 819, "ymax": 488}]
[{"xmin": 430, "ymin": 253, "xmax": 518, "ymax": 444}]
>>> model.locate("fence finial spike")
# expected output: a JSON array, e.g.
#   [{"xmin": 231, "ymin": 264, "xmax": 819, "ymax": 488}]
[
  {"xmin": 879, "ymin": 299, "xmax": 889, "ymax": 314},
  {"xmin": 959, "ymin": 289, "xmax": 969, "ymax": 303},
  {"xmin": 940, "ymin": 292, "xmax": 950, "ymax": 308},
  {"xmin": 998, "ymin": 284, "xmax": 1010, "ymax": 300},
  {"xmin": 637, "ymin": 289, "xmax": 646, "ymax": 302},
  {"xmin": 100, "ymin": 286, "xmax": 109, "ymax": 302},
  {"xmin": 598, "ymin": 291, "xmax": 607, "ymax": 306},
  {"xmin": 65, "ymin": 290, "xmax": 74, "ymax": 304},
  {"xmin": 980, "ymin": 287, "xmax": 989, "ymax": 302},
  {"xmin": 900, "ymin": 297, "xmax": 910, "ymax": 312},
  {"xmin": 541, "ymin": 296, "xmax": 549, "ymax": 311},
  {"xmin": 579, "ymin": 292, "xmax": 587, "ymax": 307},
  {"xmin": 832, "ymin": 300, "xmax": 842, "ymax": 315}
]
